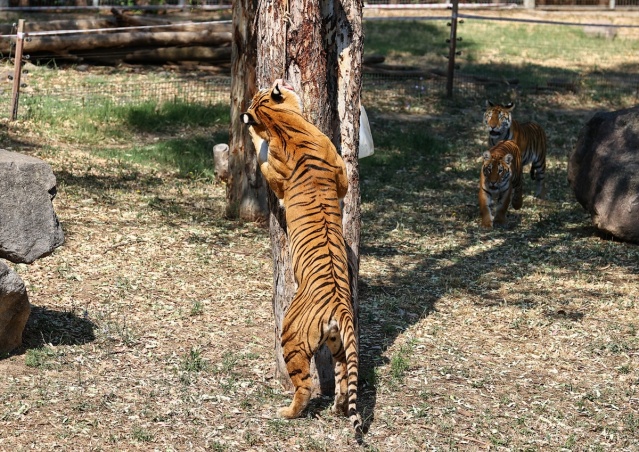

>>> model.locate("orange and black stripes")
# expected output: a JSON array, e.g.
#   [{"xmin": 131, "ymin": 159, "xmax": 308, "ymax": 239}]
[
  {"xmin": 242, "ymin": 79, "xmax": 362, "ymax": 437},
  {"xmin": 484, "ymin": 101, "xmax": 548, "ymax": 198},
  {"xmin": 479, "ymin": 140, "xmax": 523, "ymax": 228}
]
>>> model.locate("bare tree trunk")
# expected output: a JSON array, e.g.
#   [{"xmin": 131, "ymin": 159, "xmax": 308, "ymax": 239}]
[
  {"xmin": 335, "ymin": 0, "xmax": 363, "ymax": 349},
  {"xmin": 258, "ymin": 0, "xmax": 363, "ymax": 396},
  {"xmin": 227, "ymin": 0, "xmax": 267, "ymax": 221},
  {"xmin": 255, "ymin": 0, "xmax": 295, "ymax": 391}
]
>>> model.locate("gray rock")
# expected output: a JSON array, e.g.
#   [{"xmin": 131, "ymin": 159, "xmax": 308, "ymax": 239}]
[
  {"xmin": 0, "ymin": 260, "xmax": 30, "ymax": 354},
  {"xmin": 0, "ymin": 150, "xmax": 64, "ymax": 264},
  {"xmin": 568, "ymin": 106, "xmax": 639, "ymax": 243}
]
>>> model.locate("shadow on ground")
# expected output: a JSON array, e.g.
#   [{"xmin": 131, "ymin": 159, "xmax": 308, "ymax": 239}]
[{"xmin": 354, "ymin": 106, "xmax": 637, "ymax": 432}]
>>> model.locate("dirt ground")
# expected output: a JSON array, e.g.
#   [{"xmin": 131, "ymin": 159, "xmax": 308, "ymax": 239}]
[{"xmin": 1, "ymin": 6, "xmax": 639, "ymax": 452}]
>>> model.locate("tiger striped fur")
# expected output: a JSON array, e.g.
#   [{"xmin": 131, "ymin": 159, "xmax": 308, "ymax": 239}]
[
  {"xmin": 479, "ymin": 140, "xmax": 523, "ymax": 228},
  {"xmin": 240, "ymin": 79, "xmax": 362, "ymax": 437},
  {"xmin": 484, "ymin": 101, "xmax": 547, "ymax": 198}
]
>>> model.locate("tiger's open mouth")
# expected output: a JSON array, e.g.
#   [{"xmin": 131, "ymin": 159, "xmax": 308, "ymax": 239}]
[{"xmin": 489, "ymin": 130, "xmax": 501, "ymax": 136}]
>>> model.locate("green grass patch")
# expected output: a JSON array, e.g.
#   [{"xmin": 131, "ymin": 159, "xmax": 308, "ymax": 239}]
[
  {"xmin": 23, "ymin": 96, "xmax": 229, "ymax": 144},
  {"xmin": 364, "ymin": 18, "xmax": 639, "ymax": 92},
  {"xmin": 22, "ymin": 96, "xmax": 229, "ymax": 180},
  {"xmin": 124, "ymin": 101, "xmax": 230, "ymax": 133},
  {"xmin": 97, "ymin": 135, "xmax": 220, "ymax": 181},
  {"xmin": 24, "ymin": 346, "xmax": 57, "ymax": 368},
  {"xmin": 364, "ymin": 20, "xmax": 448, "ymax": 60}
]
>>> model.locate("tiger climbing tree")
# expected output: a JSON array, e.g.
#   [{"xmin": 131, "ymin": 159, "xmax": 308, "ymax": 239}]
[{"xmin": 247, "ymin": 0, "xmax": 363, "ymax": 396}]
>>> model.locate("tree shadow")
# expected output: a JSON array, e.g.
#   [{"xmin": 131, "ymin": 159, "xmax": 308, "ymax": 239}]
[{"xmin": 354, "ymin": 107, "xmax": 637, "ymax": 434}]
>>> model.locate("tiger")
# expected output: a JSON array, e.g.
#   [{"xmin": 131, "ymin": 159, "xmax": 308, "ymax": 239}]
[
  {"xmin": 240, "ymin": 79, "xmax": 362, "ymax": 437},
  {"xmin": 483, "ymin": 101, "xmax": 547, "ymax": 199},
  {"xmin": 479, "ymin": 140, "xmax": 523, "ymax": 228}
]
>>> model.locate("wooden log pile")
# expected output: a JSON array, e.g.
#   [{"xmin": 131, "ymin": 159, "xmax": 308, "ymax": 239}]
[{"xmin": 0, "ymin": 9, "xmax": 232, "ymax": 69}]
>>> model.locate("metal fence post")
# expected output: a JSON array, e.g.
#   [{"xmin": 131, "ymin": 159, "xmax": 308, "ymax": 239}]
[
  {"xmin": 446, "ymin": 0, "xmax": 460, "ymax": 98},
  {"xmin": 524, "ymin": 0, "xmax": 536, "ymax": 8},
  {"xmin": 10, "ymin": 19, "xmax": 25, "ymax": 121},
  {"xmin": 609, "ymin": 0, "xmax": 615, "ymax": 9}
]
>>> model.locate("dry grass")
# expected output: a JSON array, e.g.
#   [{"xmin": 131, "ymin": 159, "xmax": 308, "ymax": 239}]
[{"xmin": 2, "ymin": 11, "xmax": 639, "ymax": 452}]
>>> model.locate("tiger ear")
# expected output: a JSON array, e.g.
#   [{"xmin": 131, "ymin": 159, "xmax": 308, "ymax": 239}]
[
  {"xmin": 240, "ymin": 112, "xmax": 257, "ymax": 125},
  {"xmin": 504, "ymin": 153, "xmax": 514, "ymax": 165},
  {"xmin": 504, "ymin": 102, "xmax": 515, "ymax": 111},
  {"xmin": 486, "ymin": 100, "xmax": 494, "ymax": 108},
  {"xmin": 272, "ymin": 82, "xmax": 283, "ymax": 100},
  {"xmin": 482, "ymin": 150, "xmax": 491, "ymax": 161}
]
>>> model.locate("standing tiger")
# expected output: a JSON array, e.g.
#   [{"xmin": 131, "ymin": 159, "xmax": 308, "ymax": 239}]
[
  {"xmin": 479, "ymin": 140, "xmax": 523, "ymax": 228},
  {"xmin": 484, "ymin": 101, "xmax": 547, "ymax": 198},
  {"xmin": 240, "ymin": 79, "xmax": 362, "ymax": 437}
]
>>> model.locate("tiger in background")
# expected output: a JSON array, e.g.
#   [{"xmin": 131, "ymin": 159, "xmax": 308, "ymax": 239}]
[
  {"xmin": 483, "ymin": 101, "xmax": 547, "ymax": 199},
  {"xmin": 479, "ymin": 140, "xmax": 523, "ymax": 228},
  {"xmin": 240, "ymin": 79, "xmax": 362, "ymax": 438}
]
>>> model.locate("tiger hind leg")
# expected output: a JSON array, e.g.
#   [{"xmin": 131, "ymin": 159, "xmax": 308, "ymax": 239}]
[
  {"xmin": 534, "ymin": 176, "xmax": 546, "ymax": 199},
  {"xmin": 277, "ymin": 339, "xmax": 314, "ymax": 419},
  {"xmin": 530, "ymin": 162, "xmax": 546, "ymax": 199}
]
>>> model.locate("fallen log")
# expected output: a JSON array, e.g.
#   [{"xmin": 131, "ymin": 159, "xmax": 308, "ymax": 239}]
[
  {"xmin": 109, "ymin": 9, "xmax": 231, "ymax": 32},
  {"xmin": 10, "ymin": 30, "xmax": 231, "ymax": 54},
  {"xmin": 70, "ymin": 45, "xmax": 232, "ymax": 65},
  {"xmin": 111, "ymin": 8, "xmax": 174, "ymax": 27}
]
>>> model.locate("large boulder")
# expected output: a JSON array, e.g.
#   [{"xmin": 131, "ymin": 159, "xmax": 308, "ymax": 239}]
[
  {"xmin": 0, "ymin": 150, "xmax": 64, "ymax": 263},
  {"xmin": 0, "ymin": 261, "xmax": 30, "ymax": 354},
  {"xmin": 568, "ymin": 106, "xmax": 639, "ymax": 243}
]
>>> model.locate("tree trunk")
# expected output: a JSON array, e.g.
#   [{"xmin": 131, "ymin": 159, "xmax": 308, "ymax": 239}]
[
  {"xmin": 335, "ymin": 0, "xmax": 363, "ymax": 352},
  {"xmin": 257, "ymin": 0, "xmax": 363, "ymax": 396},
  {"xmin": 226, "ymin": 0, "xmax": 267, "ymax": 221}
]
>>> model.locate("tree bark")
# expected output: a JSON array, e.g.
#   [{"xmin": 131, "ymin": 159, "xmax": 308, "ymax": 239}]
[
  {"xmin": 227, "ymin": 0, "xmax": 267, "ymax": 221},
  {"xmin": 257, "ymin": 0, "xmax": 363, "ymax": 396},
  {"xmin": 255, "ymin": 0, "xmax": 294, "ymax": 391},
  {"xmin": 335, "ymin": 0, "xmax": 363, "ymax": 353}
]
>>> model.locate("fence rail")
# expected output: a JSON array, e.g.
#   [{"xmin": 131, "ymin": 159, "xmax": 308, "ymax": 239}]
[
  {"xmin": 1, "ymin": 0, "xmax": 639, "ymax": 10},
  {"xmin": 1, "ymin": 9, "xmax": 637, "ymax": 120}
]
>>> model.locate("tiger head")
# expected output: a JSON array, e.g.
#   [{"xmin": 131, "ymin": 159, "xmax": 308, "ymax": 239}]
[
  {"xmin": 240, "ymin": 78, "xmax": 302, "ymax": 141},
  {"xmin": 484, "ymin": 101, "xmax": 514, "ymax": 141},
  {"xmin": 481, "ymin": 149, "xmax": 514, "ymax": 192}
]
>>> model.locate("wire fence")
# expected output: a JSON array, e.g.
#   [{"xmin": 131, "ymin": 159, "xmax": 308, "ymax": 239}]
[{"xmin": 0, "ymin": 12, "xmax": 637, "ymax": 120}]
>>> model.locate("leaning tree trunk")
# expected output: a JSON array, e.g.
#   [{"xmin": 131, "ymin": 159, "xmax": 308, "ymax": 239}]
[
  {"xmin": 256, "ymin": 0, "xmax": 363, "ymax": 395},
  {"xmin": 227, "ymin": 0, "xmax": 268, "ymax": 221}
]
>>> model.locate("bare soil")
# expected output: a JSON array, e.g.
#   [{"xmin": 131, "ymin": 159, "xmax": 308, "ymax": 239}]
[{"xmin": 1, "ymin": 7, "xmax": 639, "ymax": 452}]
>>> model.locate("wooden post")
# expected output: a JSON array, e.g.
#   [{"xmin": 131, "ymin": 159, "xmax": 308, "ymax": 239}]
[
  {"xmin": 446, "ymin": 0, "xmax": 459, "ymax": 99},
  {"xmin": 10, "ymin": 19, "xmax": 25, "ymax": 121}
]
